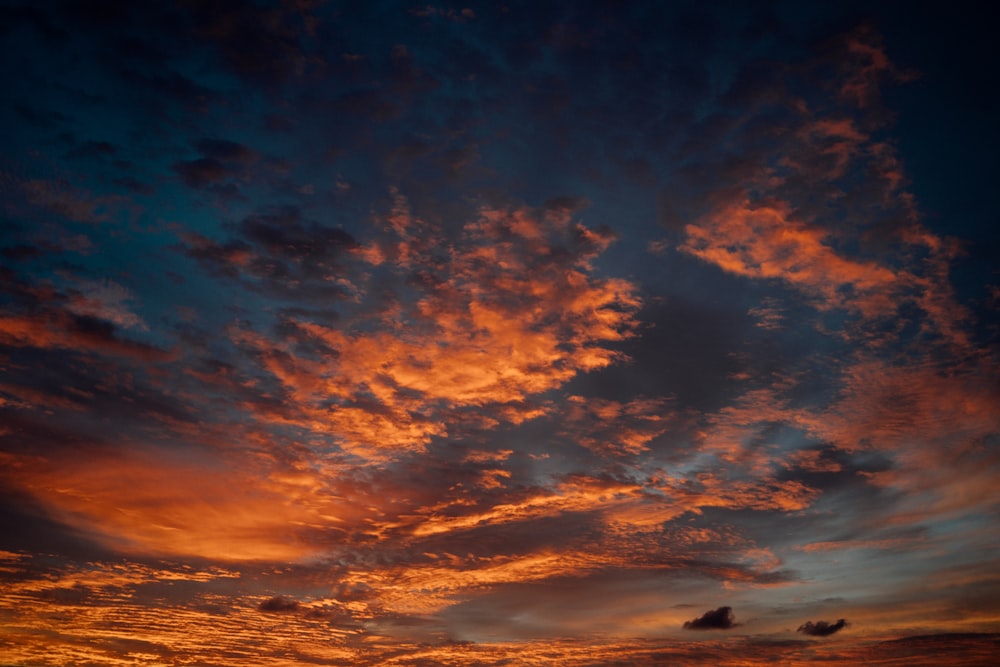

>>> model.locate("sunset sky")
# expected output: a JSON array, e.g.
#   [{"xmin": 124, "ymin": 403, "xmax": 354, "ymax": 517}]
[{"xmin": 1, "ymin": 1, "xmax": 999, "ymax": 665}]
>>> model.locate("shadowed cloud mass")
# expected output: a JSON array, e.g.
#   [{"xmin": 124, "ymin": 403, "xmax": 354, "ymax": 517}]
[
  {"xmin": 799, "ymin": 619, "xmax": 849, "ymax": 636},
  {"xmin": 683, "ymin": 606, "xmax": 739, "ymax": 631}
]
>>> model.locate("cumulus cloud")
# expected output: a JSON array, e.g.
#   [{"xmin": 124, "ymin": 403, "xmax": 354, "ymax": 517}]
[
  {"xmin": 798, "ymin": 618, "xmax": 848, "ymax": 636},
  {"xmin": 683, "ymin": 606, "xmax": 739, "ymax": 630}
]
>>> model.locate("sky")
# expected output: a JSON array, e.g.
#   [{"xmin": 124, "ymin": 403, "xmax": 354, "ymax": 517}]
[{"xmin": 1, "ymin": 1, "xmax": 999, "ymax": 665}]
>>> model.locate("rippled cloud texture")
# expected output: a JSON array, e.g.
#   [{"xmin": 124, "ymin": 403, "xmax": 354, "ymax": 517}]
[{"xmin": 1, "ymin": 2, "xmax": 998, "ymax": 665}]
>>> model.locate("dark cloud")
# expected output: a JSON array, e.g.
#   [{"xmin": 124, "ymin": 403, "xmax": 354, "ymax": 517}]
[
  {"xmin": 13, "ymin": 103, "xmax": 71, "ymax": 128},
  {"xmin": 112, "ymin": 177, "xmax": 154, "ymax": 195},
  {"xmin": 39, "ymin": 584, "xmax": 92, "ymax": 604},
  {"xmin": 235, "ymin": 207, "xmax": 355, "ymax": 272},
  {"xmin": 1, "ymin": 244, "xmax": 43, "ymax": 261},
  {"xmin": 798, "ymin": 618, "xmax": 848, "ymax": 636},
  {"xmin": 182, "ymin": 0, "xmax": 319, "ymax": 87},
  {"xmin": 258, "ymin": 595, "xmax": 299, "ymax": 613},
  {"xmin": 65, "ymin": 140, "xmax": 117, "ymax": 160},
  {"xmin": 683, "ymin": 606, "xmax": 738, "ymax": 630},
  {"xmin": 195, "ymin": 137, "xmax": 257, "ymax": 163},
  {"xmin": 182, "ymin": 206, "xmax": 357, "ymax": 303},
  {"xmin": 0, "ymin": 308, "xmax": 172, "ymax": 363},
  {"xmin": 173, "ymin": 157, "xmax": 229, "ymax": 188},
  {"xmin": 182, "ymin": 234, "xmax": 252, "ymax": 278},
  {"xmin": 118, "ymin": 67, "xmax": 214, "ymax": 106},
  {"xmin": 172, "ymin": 139, "xmax": 259, "ymax": 189},
  {"xmin": 542, "ymin": 196, "xmax": 590, "ymax": 216},
  {"xmin": 0, "ymin": 488, "xmax": 117, "ymax": 560}
]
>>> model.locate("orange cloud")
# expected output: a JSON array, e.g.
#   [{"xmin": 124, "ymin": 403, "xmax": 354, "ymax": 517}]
[
  {"xmin": 561, "ymin": 395, "xmax": 675, "ymax": 456},
  {"xmin": 236, "ymin": 198, "xmax": 640, "ymax": 456},
  {"xmin": 0, "ymin": 311, "xmax": 173, "ymax": 362},
  {"xmin": 812, "ymin": 358, "xmax": 1000, "ymax": 523},
  {"xmin": 797, "ymin": 537, "xmax": 922, "ymax": 553},
  {"xmin": 7, "ymin": 445, "xmax": 359, "ymax": 562},
  {"xmin": 680, "ymin": 197, "xmax": 898, "ymax": 316},
  {"xmin": 839, "ymin": 26, "xmax": 916, "ymax": 108}
]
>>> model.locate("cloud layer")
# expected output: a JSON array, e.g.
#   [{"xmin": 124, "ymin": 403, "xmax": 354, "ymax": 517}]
[{"xmin": 0, "ymin": 2, "xmax": 997, "ymax": 665}]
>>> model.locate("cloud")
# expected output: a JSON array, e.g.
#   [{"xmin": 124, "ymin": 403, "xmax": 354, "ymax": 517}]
[
  {"xmin": 1, "ymin": 443, "xmax": 350, "ymax": 562},
  {"xmin": 559, "ymin": 395, "xmax": 675, "ymax": 456},
  {"xmin": 0, "ymin": 310, "xmax": 171, "ymax": 363},
  {"xmin": 3, "ymin": 5, "xmax": 997, "ymax": 663},
  {"xmin": 184, "ymin": 0, "xmax": 320, "ymax": 87},
  {"xmin": 798, "ymin": 618, "xmax": 848, "ymax": 636},
  {"xmin": 655, "ymin": 23, "xmax": 972, "ymax": 358},
  {"xmin": 66, "ymin": 279, "xmax": 148, "ymax": 331},
  {"xmin": 65, "ymin": 140, "xmax": 117, "ymax": 160},
  {"xmin": 683, "ymin": 606, "xmax": 738, "ymax": 630},
  {"xmin": 195, "ymin": 137, "xmax": 257, "ymax": 163},
  {"xmin": 839, "ymin": 25, "xmax": 916, "ymax": 108},
  {"xmin": 17, "ymin": 178, "xmax": 125, "ymax": 224},
  {"xmin": 181, "ymin": 206, "xmax": 358, "ymax": 301},
  {"xmin": 228, "ymin": 195, "xmax": 640, "ymax": 456},
  {"xmin": 679, "ymin": 196, "xmax": 899, "ymax": 317},
  {"xmin": 173, "ymin": 157, "xmax": 230, "ymax": 188},
  {"xmin": 171, "ymin": 138, "xmax": 260, "ymax": 191},
  {"xmin": 38, "ymin": 584, "xmax": 92, "ymax": 604},
  {"xmin": 258, "ymin": 595, "xmax": 300, "ymax": 613},
  {"xmin": 1, "ymin": 244, "xmax": 43, "ymax": 262}
]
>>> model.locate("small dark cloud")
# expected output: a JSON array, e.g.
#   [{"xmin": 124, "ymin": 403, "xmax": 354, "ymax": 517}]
[
  {"xmin": 334, "ymin": 89, "xmax": 400, "ymax": 121},
  {"xmin": 39, "ymin": 584, "xmax": 92, "ymax": 604},
  {"xmin": 173, "ymin": 157, "xmax": 228, "ymax": 188},
  {"xmin": 683, "ymin": 606, "xmax": 739, "ymax": 630},
  {"xmin": 113, "ymin": 177, "xmax": 154, "ymax": 195},
  {"xmin": 182, "ymin": 234, "xmax": 251, "ymax": 278},
  {"xmin": 173, "ymin": 140, "xmax": 258, "ymax": 190},
  {"xmin": 118, "ymin": 67, "xmax": 214, "ymax": 107},
  {"xmin": 1, "ymin": 244, "xmax": 43, "ymax": 261},
  {"xmin": 65, "ymin": 140, "xmax": 117, "ymax": 160},
  {"xmin": 798, "ymin": 618, "xmax": 848, "ymax": 636},
  {"xmin": 258, "ymin": 595, "xmax": 299, "ymax": 613},
  {"xmin": 542, "ymin": 195, "xmax": 590, "ymax": 215},
  {"xmin": 181, "ymin": 211, "xmax": 356, "ymax": 304},
  {"xmin": 195, "ymin": 137, "xmax": 257, "ymax": 163},
  {"xmin": 13, "ymin": 104, "xmax": 71, "ymax": 128},
  {"xmin": 184, "ymin": 0, "xmax": 317, "ymax": 88},
  {"xmin": 434, "ymin": 143, "xmax": 480, "ymax": 178},
  {"xmin": 236, "ymin": 208, "xmax": 354, "ymax": 261},
  {"xmin": 264, "ymin": 113, "xmax": 294, "ymax": 133}
]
